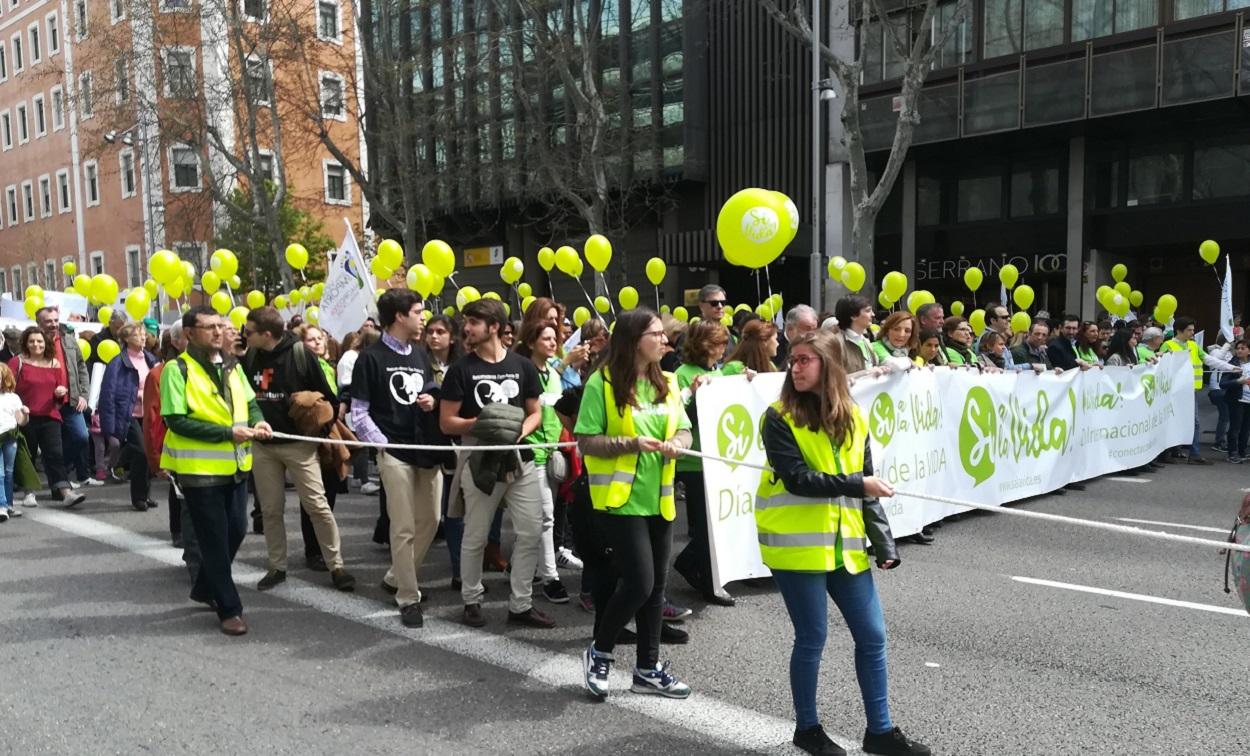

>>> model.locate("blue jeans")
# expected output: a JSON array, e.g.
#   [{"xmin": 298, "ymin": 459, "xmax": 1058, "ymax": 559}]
[
  {"xmin": 439, "ymin": 471, "xmax": 464, "ymax": 578},
  {"xmin": 60, "ymin": 406, "xmax": 89, "ymax": 481},
  {"xmin": 1191, "ymin": 394, "xmax": 1202, "ymax": 457},
  {"xmin": 772, "ymin": 568, "xmax": 893, "ymax": 734},
  {"xmin": 1209, "ymin": 388, "xmax": 1229, "ymax": 446},
  {"xmin": 0, "ymin": 437, "xmax": 15, "ymax": 509}
]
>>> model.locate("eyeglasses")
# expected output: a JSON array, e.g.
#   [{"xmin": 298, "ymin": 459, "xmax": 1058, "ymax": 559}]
[
  {"xmin": 791, "ymin": 355, "xmax": 820, "ymax": 368},
  {"xmin": 703, "ymin": 300, "xmax": 727, "ymax": 308},
  {"xmin": 956, "ymin": 326, "xmax": 973, "ymax": 333},
  {"xmin": 642, "ymin": 329, "xmax": 667, "ymax": 339}
]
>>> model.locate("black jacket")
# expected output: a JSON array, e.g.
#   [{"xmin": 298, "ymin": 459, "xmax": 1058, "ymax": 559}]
[
  {"xmin": 243, "ymin": 334, "xmax": 338, "ymax": 441},
  {"xmin": 1047, "ymin": 337, "xmax": 1078, "ymax": 371},
  {"xmin": 1219, "ymin": 358, "xmax": 1248, "ymax": 402},
  {"xmin": 760, "ymin": 407, "xmax": 899, "ymax": 566},
  {"xmin": 1011, "ymin": 342, "xmax": 1053, "ymax": 370}
]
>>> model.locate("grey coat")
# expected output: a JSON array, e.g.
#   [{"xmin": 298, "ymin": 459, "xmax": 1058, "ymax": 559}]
[{"xmin": 58, "ymin": 325, "xmax": 89, "ymax": 402}]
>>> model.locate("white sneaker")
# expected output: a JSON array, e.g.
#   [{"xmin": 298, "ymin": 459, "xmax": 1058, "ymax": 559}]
[
  {"xmin": 8, "ymin": 507, "xmax": 22, "ymax": 517},
  {"xmin": 69, "ymin": 480, "xmax": 81, "ymax": 489},
  {"xmin": 22, "ymin": 492, "xmax": 37, "ymax": 508},
  {"xmin": 361, "ymin": 481, "xmax": 381, "ymax": 495},
  {"xmin": 556, "ymin": 546, "xmax": 584, "ymax": 570},
  {"xmin": 84, "ymin": 478, "xmax": 104, "ymax": 487}
]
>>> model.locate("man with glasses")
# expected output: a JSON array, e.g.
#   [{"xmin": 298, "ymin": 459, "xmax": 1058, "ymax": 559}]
[
  {"xmin": 697, "ymin": 284, "xmax": 729, "ymax": 324},
  {"xmin": 160, "ymin": 306, "xmax": 272, "ymax": 636},
  {"xmin": 981, "ymin": 304, "xmax": 1022, "ymax": 371}
]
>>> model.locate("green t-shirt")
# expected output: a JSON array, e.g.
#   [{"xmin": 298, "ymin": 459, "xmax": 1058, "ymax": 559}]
[
  {"xmin": 574, "ymin": 370, "xmax": 691, "ymax": 516},
  {"xmin": 524, "ymin": 362, "xmax": 564, "ymax": 465},
  {"xmin": 1136, "ymin": 344, "xmax": 1154, "ymax": 363},
  {"xmin": 673, "ymin": 360, "xmax": 745, "ymax": 472},
  {"xmin": 319, "ymin": 358, "xmax": 338, "ymax": 395}
]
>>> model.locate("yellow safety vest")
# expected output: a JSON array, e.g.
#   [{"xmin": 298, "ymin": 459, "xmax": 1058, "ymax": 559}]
[
  {"xmin": 1161, "ymin": 338, "xmax": 1203, "ymax": 389},
  {"xmin": 755, "ymin": 403, "xmax": 870, "ymax": 573},
  {"xmin": 585, "ymin": 370, "xmax": 682, "ymax": 521},
  {"xmin": 160, "ymin": 353, "xmax": 254, "ymax": 477}
]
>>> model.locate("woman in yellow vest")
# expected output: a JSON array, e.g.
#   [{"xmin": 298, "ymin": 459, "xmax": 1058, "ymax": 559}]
[
  {"xmin": 758, "ymin": 331, "xmax": 928, "ymax": 756},
  {"xmin": 575, "ymin": 309, "xmax": 693, "ymax": 701}
]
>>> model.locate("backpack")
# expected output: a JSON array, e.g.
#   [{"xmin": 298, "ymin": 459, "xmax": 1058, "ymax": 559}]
[{"xmin": 1223, "ymin": 493, "xmax": 1250, "ymax": 615}]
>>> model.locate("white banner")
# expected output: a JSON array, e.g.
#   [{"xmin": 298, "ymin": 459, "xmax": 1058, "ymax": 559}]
[
  {"xmin": 697, "ymin": 353, "xmax": 1196, "ymax": 589},
  {"xmin": 318, "ymin": 220, "xmax": 375, "ymax": 341}
]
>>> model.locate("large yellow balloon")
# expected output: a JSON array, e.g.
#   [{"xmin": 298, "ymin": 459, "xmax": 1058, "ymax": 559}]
[
  {"xmin": 517, "ymin": 282, "xmax": 533, "ymax": 299},
  {"xmin": 164, "ymin": 277, "xmax": 185, "ymax": 298},
  {"xmin": 878, "ymin": 292, "xmax": 894, "ymax": 309},
  {"xmin": 646, "ymin": 257, "xmax": 666, "ymax": 286},
  {"xmin": 1010, "ymin": 312, "xmax": 1032, "ymax": 334},
  {"xmin": 407, "ymin": 263, "xmax": 434, "ymax": 297},
  {"xmin": 455, "ymin": 286, "xmax": 481, "ymax": 310},
  {"xmin": 882, "ymin": 271, "xmax": 908, "ymax": 302},
  {"xmin": 228, "ymin": 274, "xmax": 241, "ymax": 290},
  {"xmin": 90, "ymin": 274, "xmax": 119, "ymax": 306},
  {"xmin": 840, "ymin": 262, "xmax": 866, "ymax": 292},
  {"xmin": 969, "ymin": 309, "xmax": 987, "ymax": 336},
  {"xmin": 181, "ymin": 261, "xmax": 197, "ymax": 283},
  {"xmin": 62, "ymin": 261, "xmax": 77, "ymax": 278},
  {"xmin": 201, "ymin": 271, "xmax": 222, "ymax": 295},
  {"xmin": 210, "ymin": 291, "xmax": 232, "ymax": 315},
  {"xmin": 1129, "ymin": 290, "xmax": 1144, "ymax": 308},
  {"xmin": 377, "ymin": 239, "xmax": 404, "ymax": 271},
  {"xmin": 584, "ymin": 235, "xmax": 613, "ymax": 272},
  {"xmin": 500, "ymin": 256, "xmax": 524, "ymax": 285},
  {"xmin": 1199, "ymin": 239, "xmax": 1220, "ymax": 265},
  {"xmin": 273, "ymin": 295, "xmax": 289, "ymax": 309},
  {"xmin": 211, "ymin": 248, "xmax": 239, "ymax": 279},
  {"xmin": 73, "ymin": 274, "xmax": 92, "ymax": 298},
  {"xmin": 285, "ymin": 243, "xmax": 309, "ymax": 270},
  {"xmin": 290, "ymin": 288, "xmax": 304, "ymax": 305},
  {"xmin": 77, "ymin": 338, "xmax": 91, "ymax": 360},
  {"xmin": 963, "ymin": 267, "xmax": 984, "ymax": 292},
  {"xmin": 1113, "ymin": 281, "xmax": 1131, "ymax": 298},
  {"xmin": 998, "ymin": 264, "xmax": 1019, "ymax": 290},
  {"xmin": 906, "ymin": 290, "xmax": 934, "ymax": 314},
  {"xmin": 124, "ymin": 288, "xmax": 151, "ymax": 320},
  {"xmin": 1157, "ymin": 294, "xmax": 1178, "ymax": 317},
  {"xmin": 97, "ymin": 339, "xmax": 121, "ymax": 363},
  {"xmin": 1012, "ymin": 284, "xmax": 1035, "ymax": 310},
  {"xmin": 521, "ymin": 295, "xmax": 536, "ymax": 313},
  {"xmin": 537, "ymin": 246, "xmax": 556, "ymax": 272},
  {"xmin": 149, "ymin": 249, "xmax": 181, "ymax": 284},
  {"xmin": 229, "ymin": 306, "xmax": 249, "ymax": 329},
  {"xmin": 305, "ymin": 306, "xmax": 320, "ymax": 325},
  {"xmin": 618, "ymin": 286, "xmax": 639, "ymax": 310},
  {"xmin": 370, "ymin": 256, "xmax": 394, "ymax": 281},
  {"xmin": 1111, "ymin": 263, "xmax": 1127, "ymax": 283},
  {"xmin": 594, "ymin": 296, "xmax": 610, "ymax": 314},
  {"xmin": 828, "ymin": 256, "xmax": 847, "ymax": 276},
  {"xmin": 716, "ymin": 188, "xmax": 789, "ymax": 269},
  {"xmin": 246, "ymin": 290, "xmax": 266, "ymax": 309},
  {"xmin": 23, "ymin": 297, "xmax": 42, "ymax": 319},
  {"xmin": 573, "ymin": 306, "xmax": 591, "ymax": 328},
  {"xmin": 422, "ymin": 240, "xmax": 455, "ymax": 277},
  {"xmin": 672, "ymin": 306, "xmax": 689, "ymax": 323},
  {"xmin": 25, "ymin": 285, "xmax": 43, "ymax": 301},
  {"xmin": 97, "ymin": 306, "xmax": 113, "ymax": 326}
]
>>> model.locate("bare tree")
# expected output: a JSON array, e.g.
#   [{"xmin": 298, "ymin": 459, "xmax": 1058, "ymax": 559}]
[{"xmin": 756, "ymin": 0, "xmax": 971, "ymax": 283}]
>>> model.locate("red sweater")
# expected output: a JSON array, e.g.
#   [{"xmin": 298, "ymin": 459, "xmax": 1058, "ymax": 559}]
[{"xmin": 143, "ymin": 362, "xmax": 167, "ymax": 472}]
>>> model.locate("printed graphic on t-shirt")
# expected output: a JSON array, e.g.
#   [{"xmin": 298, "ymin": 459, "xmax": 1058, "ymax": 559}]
[
  {"xmin": 473, "ymin": 374, "xmax": 521, "ymax": 407},
  {"xmin": 252, "ymin": 367, "xmax": 284, "ymax": 402},
  {"xmin": 389, "ymin": 366, "xmax": 425, "ymax": 406}
]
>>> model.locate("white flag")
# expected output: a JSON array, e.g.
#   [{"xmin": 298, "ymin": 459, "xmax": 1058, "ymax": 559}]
[
  {"xmin": 1221, "ymin": 255, "xmax": 1234, "ymax": 342},
  {"xmin": 318, "ymin": 220, "xmax": 375, "ymax": 341}
]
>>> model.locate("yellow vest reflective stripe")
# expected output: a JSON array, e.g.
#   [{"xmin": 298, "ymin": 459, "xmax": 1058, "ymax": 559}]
[
  {"xmin": 585, "ymin": 370, "xmax": 682, "ymax": 521},
  {"xmin": 1162, "ymin": 339, "xmax": 1203, "ymax": 389},
  {"xmin": 755, "ymin": 403, "xmax": 870, "ymax": 573},
  {"xmin": 160, "ymin": 353, "xmax": 253, "ymax": 476}
]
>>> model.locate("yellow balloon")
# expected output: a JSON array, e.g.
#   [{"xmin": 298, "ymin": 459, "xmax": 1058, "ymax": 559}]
[
  {"xmin": 228, "ymin": 274, "xmax": 241, "ymax": 290},
  {"xmin": 720, "ymin": 312, "xmax": 734, "ymax": 327},
  {"xmin": 522, "ymin": 295, "xmax": 536, "ymax": 313},
  {"xmin": 97, "ymin": 306, "xmax": 114, "ymax": 326},
  {"xmin": 555, "ymin": 246, "xmax": 582, "ymax": 277},
  {"xmin": 455, "ymin": 285, "xmax": 481, "ymax": 310},
  {"xmin": 1129, "ymin": 290, "xmax": 1144, "ymax": 308},
  {"xmin": 998, "ymin": 264, "xmax": 1019, "ymax": 290},
  {"xmin": 181, "ymin": 261, "xmax": 197, "ymax": 283},
  {"xmin": 421, "ymin": 240, "xmax": 455, "ymax": 277},
  {"xmin": 964, "ymin": 267, "xmax": 984, "ymax": 292},
  {"xmin": 124, "ymin": 288, "xmax": 151, "ymax": 320},
  {"xmin": 25, "ymin": 285, "xmax": 43, "ymax": 301},
  {"xmin": 370, "ymin": 256, "xmax": 394, "ymax": 281},
  {"xmin": 143, "ymin": 279, "xmax": 159, "ymax": 299},
  {"xmin": 716, "ymin": 188, "xmax": 789, "ymax": 269},
  {"xmin": 537, "ymin": 246, "xmax": 556, "ymax": 272},
  {"xmin": 407, "ymin": 264, "xmax": 434, "ymax": 297},
  {"xmin": 246, "ymin": 290, "xmax": 266, "ymax": 309},
  {"xmin": 878, "ymin": 292, "xmax": 894, "ymax": 309},
  {"xmin": 273, "ymin": 295, "xmax": 289, "ymax": 309},
  {"xmin": 90, "ymin": 274, "xmax": 119, "ymax": 306},
  {"xmin": 62, "ymin": 261, "xmax": 77, "ymax": 277},
  {"xmin": 950, "ymin": 300, "xmax": 965, "ymax": 317},
  {"xmin": 305, "ymin": 306, "xmax": 320, "ymax": 325},
  {"xmin": 23, "ymin": 298, "xmax": 42, "ymax": 319},
  {"xmin": 1113, "ymin": 281, "xmax": 1131, "ymax": 298},
  {"xmin": 500, "ymin": 256, "xmax": 524, "ymax": 285},
  {"xmin": 164, "ymin": 277, "xmax": 185, "ymax": 299},
  {"xmin": 377, "ymin": 239, "xmax": 404, "ymax": 271},
  {"xmin": 149, "ymin": 249, "xmax": 181, "ymax": 284},
  {"xmin": 906, "ymin": 290, "xmax": 933, "ymax": 314},
  {"xmin": 584, "ymin": 234, "xmax": 613, "ymax": 272},
  {"xmin": 312, "ymin": 283, "xmax": 324, "ymax": 300},
  {"xmin": 756, "ymin": 303, "xmax": 774, "ymax": 320},
  {"xmin": 882, "ymin": 271, "xmax": 908, "ymax": 301},
  {"xmin": 229, "ymin": 306, "xmax": 250, "ymax": 329},
  {"xmin": 482, "ymin": 291, "xmax": 501, "ymax": 301},
  {"xmin": 969, "ymin": 309, "xmax": 987, "ymax": 336},
  {"xmin": 673, "ymin": 306, "xmax": 689, "ymax": 323},
  {"xmin": 1157, "ymin": 294, "xmax": 1178, "ymax": 315},
  {"xmin": 517, "ymin": 282, "xmax": 533, "ymax": 298},
  {"xmin": 618, "ymin": 286, "xmax": 639, "ymax": 310},
  {"xmin": 1010, "ymin": 312, "xmax": 1032, "ymax": 334},
  {"xmin": 660, "ymin": 305, "xmax": 670, "ymax": 314},
  {"xmin": 73, "ymin": 274, "xmax": 92, "ymax": 298},
  {"xmin": 1012, "ymin": 284, "xmax": 1035, "ymax": 310},
  {"xmin": 97, "ymin": 338, "xmax": 121, "ymax": 363},
  {"xmin": 734, "ymin": 303, "xmax": 751, "ymax": 314},
  {"xmin": 290, "ymin": 289, "xmax": 303, "ymax": 305},
  {"xmin": 1199, "ymin": 239, "xmax": 1220, "ymax": 265},
  {"xmin": 573, "ymin": 306, "xmax": 591, "ymax": 328},
  {"xmin": 840, "ymin": 262, "xmax": 866, "ymax": 292},
  {"xmin": 285, "ymin": 243, "xmax": 309, "ymax": 270},
  {"xmin": 201, "ymin": 271, "xmax": 222, "ymax": 295},
  {"xmin": 1111, "ymin": 263, "xmax": 1128, "ymax": 283},
  {"xmin": 210, "ymin": 291, "xmax": 232, "ymax": 315},
  {"xmin": 210, "ymin": 248, "xmax": 239, "ymax": 279},
  {"xmin": 594, "ymin": 296, "xmax": 610, "ymax": 314},
  {"xmin": 646, "ymin": 257, "xmax": 666, "ymax": 286},
  {"xmin": 77, "ymin": 338, "xmax": 91, "ymax": 360},
  {"xmin": 430, "ymin": 273, "xmax": 446, "ymax": 297}
]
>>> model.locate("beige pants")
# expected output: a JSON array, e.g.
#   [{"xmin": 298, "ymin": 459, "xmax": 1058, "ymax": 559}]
[
  {"xmin": 254, "ymin": 441, "xmax": 343, "ymax": 572},
  {"xmin": 460, "ymin": 460, "xmax": 545, "ymax": 613},
  {"xmin": 378, "ymin": 452, "xmax": 442, "ymax": 608}
]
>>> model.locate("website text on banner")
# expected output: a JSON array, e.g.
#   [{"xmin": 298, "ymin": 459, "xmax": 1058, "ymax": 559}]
[{"xmin": 696, "ymin": 352, "xmax": 1195, "ymax": 590}]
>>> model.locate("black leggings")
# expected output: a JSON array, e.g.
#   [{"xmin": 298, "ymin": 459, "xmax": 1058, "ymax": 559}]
[
  {"xmin": 23, "ymin": 415, "xmax": 68, "ymax": 496},
  {"xmin": 672, "ymin": 471, "xmax": 712, "ymax": 593},
  {"xmin": 117, "ymin": 418, "xmax": 150, "ymax": 505},
  {"xmin": 592, "ymin": 513, "xmax": 673, "ymax": 670}
]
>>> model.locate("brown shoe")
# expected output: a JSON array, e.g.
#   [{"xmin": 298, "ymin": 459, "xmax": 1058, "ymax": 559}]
[
  {"xmin": 220, "ymin": 616, "xmax": 248, "ymax": 636},
  {"xmin": 483, "ymin": 543, "xmax": 508, "ymax": 572},
  {"xmin": 462, "ymin": 603, "xmax": 487, "ymax": 628},
  {"xmin": 507, "ymin": 607, "xmax": 556, "ymax": 629},
  {"xmin": 330, "ymin": 568, "xmax": 356, "ymax": 592}
]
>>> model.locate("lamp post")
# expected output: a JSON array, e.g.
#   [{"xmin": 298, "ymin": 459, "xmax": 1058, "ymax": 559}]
[{"xmin": 809, "ymin": 1, "xmax": 837, "ymax": 311}]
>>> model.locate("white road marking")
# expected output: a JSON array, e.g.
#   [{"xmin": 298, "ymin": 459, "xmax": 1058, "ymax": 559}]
[
  {"xmin": 1114, "ymin": 517, "xmax": 1228, "ymax": 534},
  {"xmin": 924, "ymin": 662, "xmax": 941, "ymax": 668},
  {"xmin": 29, "ymin": 510, "xmax": 827, "ymax": 753},
  {"xmin": 1104, "ymin": 477, "xmax": 1151, "ymax": 484},
  {"xmin": 1011, "ymin": 576, "xmax": 1247, "ymax": 618}
]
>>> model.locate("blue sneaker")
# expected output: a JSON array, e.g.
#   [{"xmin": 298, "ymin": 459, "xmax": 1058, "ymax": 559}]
[
  {"xmin": 630, "ymin": 661, "xmax": 691, "ymax": 699},
  {"xmin": 583, "ymin": 644, "xmax": 612, "ymax": 699}
]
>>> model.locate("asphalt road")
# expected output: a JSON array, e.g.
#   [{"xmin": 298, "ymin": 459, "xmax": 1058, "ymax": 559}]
[{"xmin": 2, "ymin": 422, "xmax": 1247, "ymax": 754}]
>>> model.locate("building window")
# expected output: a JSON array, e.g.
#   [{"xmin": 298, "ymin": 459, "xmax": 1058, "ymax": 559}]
[
  {"xmin": 27, "ymin": 264, "xmax": 37, "ymax": 289},
  {"xmin": 956, "ymin": 171, "xmax": 1003, "ymax": 222},
  {"xmin": 317, "ymin": 0, "xmax": 341, "ymax": 41},
  {"xmin": 15, "ymin": 102, "xmax": 27, "ymax": 143},
  {"xmin": 1010, "ymin": 162, "xmax": 1061, "ymax": 217},
  {"xmin": 120, "ymin": 148, "xmax": 137, "ymax": 198},
  {"xmin": 84, "ymin": 160, "xmax": 99, "ymax": 206},
  {"xmin": 115, "ymin": 58, "xmax": 129, "ymax": 103},
  {"xmin": 21, "ymin": 181, "xmax": 34, "ymax": 221},
  {"xmin": 1126, "ymin": 145, "xmax": 1183, "ymax": 206},
  {"xmin": 257, "ymin": 151, "xmax": 274, "ymax": 182},
  {"xmin": 323, "ymin": 161, "xmax": 349, "ymax": 204},
  {"xmin": 74, "ymin": 0, "xmax": 87, "ymax": 39},
  {"xmin": 163, "ymin": 47, "xmax": 195, "ymax": 98},
  {"xmin": 245, "ymin": 57, "xmax": 270, "ymax": 105},
  {"xmin": 50, "ymin": 85, "xmax": 63, "ymax": 130},
  {"xmin": 1, "ymin": 110, "xmax": 10, "ymax": 150},
  {"xmin": 12, "ymin": 33, "xmax": 22, "ymax": 73},
  {"xmin": 0, "ymin": 270, "xmax": 8, "ymax": 295},
  {"xmin": 0, "ymin": 39, "xmax": 7, "ymax": 80},
  {"xmin": 55, "ymin": 169, "xmax": 70, "ymax": 212},
  {"xmin": 320, "ymin": 72, "xmax": 344, "ymax": 119},
  {"xmin": 4, "ymin": 186, "xmax": 16, "ymax": 225},
  {"xmin": 111, "ymin": 0, "xmax": 125, "ymax": 23},
  {"xmin": 170, "ymin": 145, "xmax": 200, "ymax": 191},
  {"xmin": 79, "ymin": 71, "xmax": 93, "ymax": 118},
  {"xmin": 10, "ymin": 267, "xmax": 21, "ymax": 295},
  {"xmin": 27, "ymin": 22, "xmax": 39, "ymax": 64},
  {"xmin": 162, "ymin": 0, "xmax": 192, "ymax": 10},
  {"xmin": 44, "ymin": 260, "xmax": 56, "ymax": 290},
  {"xmin": 1193, "ymin": 139, "xmax": 1250, "ymax": 201},
  {"xmin": 125, "ymin": 246, "xmax": 142, "ymax": 287},
  {"xmin": 47, "ymin": 11, "xmax": 59, "ymax": 54},
  {"xmin": 32, "ymin": 93, "xmax": 44, "ymax": 136},
  {"xmin": 243, "ymin": 0, "xmax": 266, "ymax": 20},
  {"xmin": 89, "ymin": 251, "xmax": 105, "ymax": 275},
  {"xmin": 38, "ymin": 175, "xmax": 51, "ymax": 217},
  {"xmin": 982, "ymin": 0, "xmax": 1064, "ymax": 59},
  {"xmin": 1173, "ymin": 0, "xmax": 1240, "ymax": 20}
]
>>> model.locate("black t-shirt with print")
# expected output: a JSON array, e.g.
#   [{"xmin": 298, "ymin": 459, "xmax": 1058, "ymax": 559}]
[
  {"xmin": 352, "ymin": 340, "xmax": 436, "ymax": 466},
  {"xmin": 441, "ymin": 350, "xmax": 542, "ymax": 420}
]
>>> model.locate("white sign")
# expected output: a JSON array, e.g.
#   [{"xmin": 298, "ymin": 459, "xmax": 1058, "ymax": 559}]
[
  {"xmin": 697, "ymin": 354, "xmax": 1195, "ymax": 589},
  {"xmin": 318, "ymin": 220, "xmax": 375, "ymax": 340}
]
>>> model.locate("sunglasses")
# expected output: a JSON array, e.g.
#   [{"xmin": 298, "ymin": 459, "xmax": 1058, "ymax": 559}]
[{"xmin": 703, "ymin": 300, "xmax": 727, "ymax": 308}]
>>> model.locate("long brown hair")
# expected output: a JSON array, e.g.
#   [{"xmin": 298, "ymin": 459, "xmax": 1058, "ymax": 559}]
[
  {"xmin": 603, "ymin": 309, "xmax": 668, "ymax": 414},
  {"xmin": 778, "ymin": 331, "xmax": 855, "ymax": 445},
  {"xmin": 726, "ymin": 319, "xmax": 779, "ymax": 373}
]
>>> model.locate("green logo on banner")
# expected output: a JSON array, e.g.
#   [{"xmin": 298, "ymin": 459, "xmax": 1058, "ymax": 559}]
[
  {"xmin": 1140, "ymin": 374, "xmax": 1156, "ymax": 407},
  {"xmin": 868, "ymin": 393, "xmax": 897, "ymax": 446},
  {"xmin": 717, "ymin": 404, "xmax": 754, "ymax": 468},
  {"xmin": 959, "ymin": 387, "xmax": 997, "ymax": 486}
]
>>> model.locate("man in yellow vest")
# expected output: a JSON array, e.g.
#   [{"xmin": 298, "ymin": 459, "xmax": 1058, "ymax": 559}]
[
  {"xmin": 161, "ymin": 306, "xmax": 272, "ymax": 636},
  {"xmin": 1160, "ymin": 316, "xmax": 1236, "ymax": 464}
]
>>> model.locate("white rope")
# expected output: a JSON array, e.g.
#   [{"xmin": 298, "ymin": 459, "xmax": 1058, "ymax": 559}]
[{"xmin": 277, "ymin": 431, "xmax": 1247, "ymax": 554}]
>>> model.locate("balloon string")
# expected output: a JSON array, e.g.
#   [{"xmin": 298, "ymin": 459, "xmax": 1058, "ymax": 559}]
[
  {"xmin": 574, "ymin": 276, "xmax": 597, "ymax": 314},
  {"xmin": 654, "ymin": 285, "xmax": 660, "ymax": 312},
  {"xmin": 599, "ymin": 271, "xmax": 617, "ymax": 319},
  {"xmin": 764, "ymin": 265, "xmax": 775, "ymax": 312}
]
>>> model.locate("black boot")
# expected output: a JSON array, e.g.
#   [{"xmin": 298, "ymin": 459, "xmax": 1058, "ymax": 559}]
[
  {"xmin": 862, "ymin": 727, "xmax": 930, "ymax": 756},
  {"xmin": 793, "ymin": 725, "xmax": 847, "ymax": 756}
]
